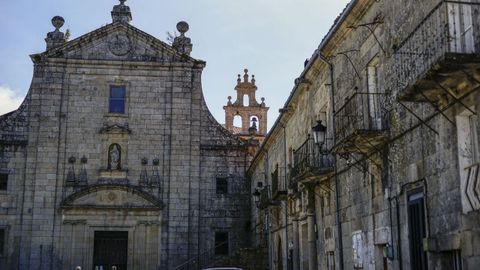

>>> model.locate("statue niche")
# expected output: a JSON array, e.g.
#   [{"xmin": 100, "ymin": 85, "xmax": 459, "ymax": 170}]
[{"xmin": 108, "ymin": 143, "xmax": 122, "ymax": 170}]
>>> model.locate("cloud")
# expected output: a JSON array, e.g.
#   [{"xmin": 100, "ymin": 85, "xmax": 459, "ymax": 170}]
[{"xmin": 0, "ymin": 86, "xmax": 24, "ymax": 115}]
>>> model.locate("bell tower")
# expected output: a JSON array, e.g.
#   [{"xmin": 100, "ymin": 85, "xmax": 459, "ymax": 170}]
[{"xmin": 224, "ymin": 69, "xmax": 269, "ymax": 142}]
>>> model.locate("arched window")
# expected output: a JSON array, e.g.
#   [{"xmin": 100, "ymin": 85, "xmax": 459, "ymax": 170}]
[
  {"xmin": 108, "ymin": 143, "xmax": 121, "ymax": 170},
  {"xmin": 243, "ymin": 94, "xmax": 249, "ymax": 107},
  {"xmin": 233, "ymin": 115, "xmax": 242, "ymax": 132},
  {"xmin": 250, "ymin": 115, "xmax": 259, "ymax": 131}
]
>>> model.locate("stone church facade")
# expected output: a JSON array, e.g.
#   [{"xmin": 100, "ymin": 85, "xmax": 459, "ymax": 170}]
[{"xmin": 0, "ymin": 1, "xmax": 253, "ymax": 270}]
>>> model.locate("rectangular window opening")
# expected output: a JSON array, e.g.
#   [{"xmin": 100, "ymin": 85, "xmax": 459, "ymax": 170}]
[
  {"xmin": 216, "ymin": 178, "xmax": 228, "ymax": 194},
  {"xmin": 215, "ymin": 232, "xmax": 229, "ymax": 255},
  {"xmin": 0, "ymin": 174, "xmax": 7, "ymax": 191},
  {"xmin": 442, "ymin": 250, "xmax": 462, "ymax": 270},
  {"xmin": 109, "ymin": 86, "xmax": 126, "ymax": 114},
  {"xmin": 0, "ymin": 228, "xmax": 5, "ymax": 256},
  {"xmin": 326, "ymin": 251, "xmax": 335, "ymax": 270}
]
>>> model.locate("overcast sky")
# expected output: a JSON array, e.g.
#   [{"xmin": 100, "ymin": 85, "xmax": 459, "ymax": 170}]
[{"xmin": 0, "ymin": 0, "xmax": 350, "ymax": 129}]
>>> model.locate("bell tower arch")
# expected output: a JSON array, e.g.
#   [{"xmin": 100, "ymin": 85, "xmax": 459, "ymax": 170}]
[{"xmin": 223, "ymin": 69, "xmax": 269, "ymax": 141}]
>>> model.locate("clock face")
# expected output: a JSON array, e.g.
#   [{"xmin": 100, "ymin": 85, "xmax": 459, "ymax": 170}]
[{"xmin": 108, "ymin": 33, "xmax": 131, "ymax": 56}]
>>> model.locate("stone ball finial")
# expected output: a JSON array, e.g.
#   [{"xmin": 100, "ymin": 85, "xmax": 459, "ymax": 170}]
[
  {"xmin": 244, "ymin": 68, "xmax": 248, "ymax": 74},
  {"xmin": 119, "ymin": 0, "xmax": 127, "ymax": 5},
  {"xmin": 261, "ymin": 97, "xmax": 265, "ymax": 102},
  {"xmin": 51, "ymin": 16, "xmax": 65, "ymax": 30},
  {"xmin": 176, "ymin": 21, "xmax": 189, "ymax": 35}
]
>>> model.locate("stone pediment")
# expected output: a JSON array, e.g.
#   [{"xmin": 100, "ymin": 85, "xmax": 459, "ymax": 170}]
[
  {"xmin": 34, "ymin": 22, "xmax": 198, "ymax": 64},
  {"xmin": 61, "ymin": 184, "xmax": 163, "ymax": 210},
  {"xmin": 99, "ymin": 123, "xmax": 132, "ymax": 134}
]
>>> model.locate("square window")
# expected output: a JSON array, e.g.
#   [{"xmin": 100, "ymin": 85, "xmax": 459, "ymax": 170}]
[
  {"xmin": 216, "ymin": 178, "xmax": 228, "ymax": 194},
  {"xmin": 0, "ymin": 174, "xmax": 7, "ymax": 191},
  {"xmin": 109, "ymin": 86, "xmax": 126, "ymax": 114},
  {"xmin": 215, "ymin": 232, "xmax": 228, "ymax": 255}
]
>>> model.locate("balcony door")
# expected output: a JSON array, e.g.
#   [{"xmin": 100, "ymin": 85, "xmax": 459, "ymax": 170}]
[
  {"xmin": 367, "ymin": 60, "xmax": 382, "ymax": 130},
  {"xmin": 448, "ymin": 1, "xmax": 475, "ymax": 53},
  {"xmin": 407, "ymin": 191, "xmax": 428, "ymax": 270}
]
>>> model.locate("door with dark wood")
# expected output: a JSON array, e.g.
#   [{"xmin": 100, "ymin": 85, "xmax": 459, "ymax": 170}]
[
  {"xmin": 93, "ymin": 231, "xmax": 128, "ymax": 270},
  {"xmin": 407, "ymin": 191, "xmax": 428, "ymax": 270}
]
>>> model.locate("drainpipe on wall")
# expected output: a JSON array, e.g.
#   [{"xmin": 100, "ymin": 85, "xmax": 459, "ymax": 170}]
[
  {"xmin": 283, "ymin": 125, "xmax": 290, "ymax": 270},
  {"xmin": 263, "ymin": 149, "xmax": 272, "ymax": 270},
  {"xmin": 292, "ymin": 215, "xmax": 300, "ymax": 270},
  {"xmin": 306, "ymin": 184, "xmax": 318, "ymax": 270},
  {"xmin": 318, "ymin": 53, "xmax": 345, "ymax": 270}
]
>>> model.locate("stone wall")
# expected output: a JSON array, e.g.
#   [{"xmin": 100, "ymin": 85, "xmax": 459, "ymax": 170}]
[{"xmin": 249, "ymin": 0, "xmax": 480, "ymax": 269}]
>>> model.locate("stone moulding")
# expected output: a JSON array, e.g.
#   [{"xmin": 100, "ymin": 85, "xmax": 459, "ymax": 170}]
[
  {"xmin": 99, "ymin": 123, "xmax": 132, "ymax": 134},
  {"xmin": 60, "ymin": 183, "xmax": 163, "ymax": 210}
]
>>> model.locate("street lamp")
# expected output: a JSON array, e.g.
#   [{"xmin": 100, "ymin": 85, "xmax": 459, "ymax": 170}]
[{"xmin": 312, "ymin": 120, "xmax": 327, "ymax": 146}]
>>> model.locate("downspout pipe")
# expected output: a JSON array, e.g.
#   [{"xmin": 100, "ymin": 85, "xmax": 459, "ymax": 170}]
[
  {"xmin": 263, "ymin": 149, "xmax": 272, "ymax": 270},
  {"xmin": 318, "ymin": 53, "xmax": 344, "ymax": 270},
  {"xmin": 283, "ymin": 125, "xmax": 289, "ymax": 270}
]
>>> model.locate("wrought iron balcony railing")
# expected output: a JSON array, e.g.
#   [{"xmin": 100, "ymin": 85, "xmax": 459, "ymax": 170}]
[
  {"xmin": 291, "ymin": 137, "xmax": 334, "ymax": 182},
  {"xmin": 271, "ymin": 166, "xmax": 288, "ymax": 201},
  {"xmin": 389, "ymin": 1, "xmax": 480, "ymax": 102},
  {"xmin": 334, "ymin": 92, "xmax": 389, "ymax": 154}
]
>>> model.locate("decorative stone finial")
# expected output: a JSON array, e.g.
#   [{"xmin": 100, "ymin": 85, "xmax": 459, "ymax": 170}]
[
  {"xmin": 176, "ymin": 21, "xmax": 190, "ymax": 35},
  {"xmin": 227, "ymin": 96, "xmax": 233, "ymax": 105},
  {"xmin": 243, "ymin": 69, "xmax": 249, "ymax": 82},
  {"xmin": 251, "ymin": 75, "xmax": 256, "ymax": 85},
  {"xmin": 237, "ymin": 74, "xmax": 241, "ymax": 85},
  {"xmin": 52, "ymin": 16, "xmax": 65, "ymax": 30},
  {"xmin": 112, "ymin": 0, "xmax": 132, "ymax": 23},
  {"xmin": 172, "ymin": 21, "xmax": 193, "ymax": 55},
  {"xmin": 45, "ymin": 16, "xmax": 66, "ymax": 50}
]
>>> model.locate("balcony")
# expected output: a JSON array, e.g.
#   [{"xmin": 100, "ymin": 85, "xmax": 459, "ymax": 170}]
[
  {"xmin": 291, "ymin": 137, "xmax": 334, "ymax": 183},
  {"xmin": 271, "ymin": 166, "xmax": 288, "ymax": 201},
  {"xmin": 389, "ymin": 1, "xmax": 480, "ymax": 104},
  {"xmin": 334, "ymin": 92, "xmax": 389, "ymax": 154},
  {"xmin": 258, "ymin": 186, "xmax": 272, "ymax": 210}
]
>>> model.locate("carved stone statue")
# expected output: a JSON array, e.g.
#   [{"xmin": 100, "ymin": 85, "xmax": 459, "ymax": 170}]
[{"xmin": 108, "ymin": 144, "xmax": 121, "ymax": 170}]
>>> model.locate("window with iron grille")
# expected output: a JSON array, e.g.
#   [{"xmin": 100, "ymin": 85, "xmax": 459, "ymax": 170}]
[
  {"xmin": 215, "ymin": 232, "xmax": 228, "ymax": 255},
  {"xmin": 216, "ymin": 178, "xmax": 228, "ymax": 194}
]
